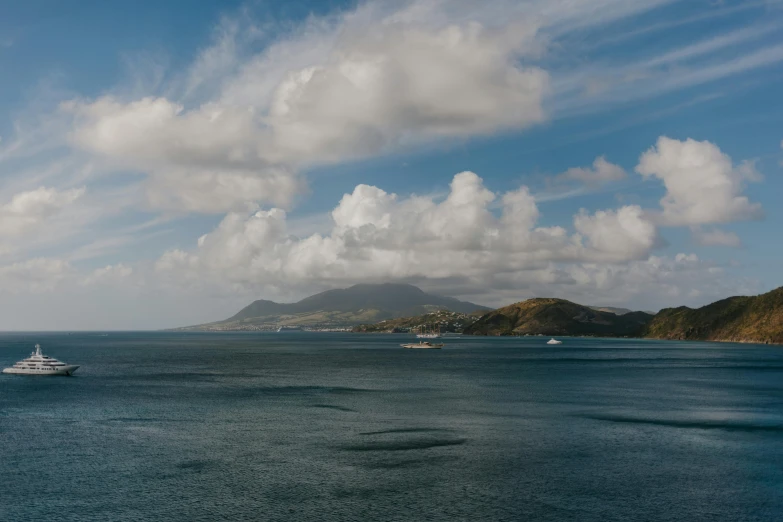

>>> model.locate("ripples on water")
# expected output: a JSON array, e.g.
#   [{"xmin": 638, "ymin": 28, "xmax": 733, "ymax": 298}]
[{"xmin": 1, "ymin": 333, "xmax": 782, "ymax": 521}]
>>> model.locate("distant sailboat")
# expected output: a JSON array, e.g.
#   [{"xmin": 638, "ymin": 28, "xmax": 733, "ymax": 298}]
[
  {"xmin": 416, "ymin": 324, "xmax": 441, "ymax": 339},
  {"xmin": 547, "ymin": 338, "xmax": 562, "ymax": 345}
]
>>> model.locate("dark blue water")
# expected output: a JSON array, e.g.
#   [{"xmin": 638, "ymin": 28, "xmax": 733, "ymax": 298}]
[{"xmin": 1, "ymin": 333, "xmax": 782, "ymax": 521}]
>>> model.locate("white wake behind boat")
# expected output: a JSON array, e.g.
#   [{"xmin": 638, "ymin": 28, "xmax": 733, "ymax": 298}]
[
  {"xmin": 546, "ymin": 338, "xmax": 562, "ymax": 345},
  {"xmin": 2, "ymin": 344, "xmax": 79, "ymax": 376}
]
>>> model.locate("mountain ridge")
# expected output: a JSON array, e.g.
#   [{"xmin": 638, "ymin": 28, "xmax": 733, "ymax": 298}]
[
  {"xmin": 229, "ymin": 283, "xmax": 486, "ymax": 320},
  {"xmin": 172, "ymin": 283, "xmax": 783, "ymax": 343},
  {"xmin": 176, "ymin": 283, "xmax": 490, "ymax": 331},
  {"xmin": 641, "ymin": 286, "xmax": 783, "ymax": 344},
  {"xmin": 463, "ymin": 298, "xmax": 654, "ymax": 337},
  {"xmin": 589, "ymin": 306, "xmax": 634, "ymax": 315}
]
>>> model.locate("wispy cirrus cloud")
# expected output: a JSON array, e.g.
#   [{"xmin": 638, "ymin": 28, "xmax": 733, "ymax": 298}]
[
  {"xmin": 553, "ymin": 16, "xmax": 783, "ymax": 117},
  {"xmin": 57, "ymin": 0, "xmax": 693, "ymax": 215}
]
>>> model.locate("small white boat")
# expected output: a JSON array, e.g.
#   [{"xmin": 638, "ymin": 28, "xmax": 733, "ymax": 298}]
[
  {"xmin": 277, "ymin": 326, "xmax": 303, "ymax": 332},
  {"xmin": 2, "ymin": 344, "xmax": 79, "ymax": 376},
  {"xmin": 401, "ymin": 341, "xmax": 444, "ymax": 349},
  {"xmin": 546, "ymin": 338, "xmax": 562, "ymax": 345}
]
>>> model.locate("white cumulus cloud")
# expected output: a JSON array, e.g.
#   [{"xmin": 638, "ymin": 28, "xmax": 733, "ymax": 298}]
[
  {"xmin": 155, "ymin": 171, "xmax": 661, "ymax": 296},
  {"xmin": 65, "ymin": 97, "xmax": 301, "ymax": 212},
  {"xmin": 0, "ymin": 258, "xmax": 73, "ymax": 293},
  {"xmin": 636, "ymin": 136, "xmax": 763, "ymax": 227},
  {"xmin": 560, "ymin": 156, "xmax": 626, "ymax": 185},
  {"xmin": 692, "ymin": 227, "xmax": 742, "ymax": 248},
  {"xmin": 263, "ymin": 21, "xmax": 547, "ymax": 164},
  {"xmin": 0, "ymin": 186, "xmax": 85, "ymax": 239},
  {"xmin": 65, "ymin": 8, "xmax": 549, "ymax": 214},
  {"xmin": 573, "ymin": 205, "xmax": 657, "ymax": 261}
]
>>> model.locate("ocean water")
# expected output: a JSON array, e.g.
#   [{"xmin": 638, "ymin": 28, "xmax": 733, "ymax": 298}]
[{"xmin": 1, "ymin": 333, "xmax": 782, "ymax": 521}]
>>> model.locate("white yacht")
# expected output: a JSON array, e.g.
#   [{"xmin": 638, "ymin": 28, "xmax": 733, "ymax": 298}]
[
  {"xmin": 546, "ymin": 338, "xmax": 563, "ymax": 345},
  {"xmin": 2, "ymin": 344, "xmax": 79, "ymax": 376}
]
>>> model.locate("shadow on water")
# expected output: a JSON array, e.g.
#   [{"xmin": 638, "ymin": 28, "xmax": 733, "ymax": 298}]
[
  {"xmin": 359, "ymin": 427, "xmax": 455, "ymax": 435},
  {"xmin": 175, "ymin": 459, "xmax": 216, "ymax": 472},
  {"xmin": 101, "ymin": 417, "xmax": 193, "ymax": 424},
  {"xmin": 339, "ymin": 438, "xmax": 467, "ymax": 452},
  {"xmin": 580, "ymin": 413, "xmax": 783, "ymax": 432},
  {"xmin": 360, "ymin": 455, "xmax": 461, "ymax": 469},
  {"xmin": 310, "ymin": 403, "xmax": 356, "ymax": 412}
]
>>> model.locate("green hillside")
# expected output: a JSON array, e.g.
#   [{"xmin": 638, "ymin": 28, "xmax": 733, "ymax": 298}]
[
  {"xmin": 641, "ymin": 286, "xmax": 783, "ymax": 344},
  {"xmin": 463, "ymin": 298, "xmax": 653, "ymax": 337},
  {"xmin": 352, "ymin": 310, "xmax": 483, "ymax": 333}
]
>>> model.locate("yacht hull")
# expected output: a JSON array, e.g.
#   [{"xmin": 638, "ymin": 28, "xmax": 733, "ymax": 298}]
[{"xmin": 2, "ymin": 365, "xmax": 79, "ymax": 376}]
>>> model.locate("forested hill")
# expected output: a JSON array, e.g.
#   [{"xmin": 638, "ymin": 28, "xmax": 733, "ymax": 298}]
[
  {"xmin": 463, "ymin": 298, "xmax": 652, "ymax": 337},
  {"xmin": 641, "ymin": 286, "xmax": 783, "ymax": 344}
]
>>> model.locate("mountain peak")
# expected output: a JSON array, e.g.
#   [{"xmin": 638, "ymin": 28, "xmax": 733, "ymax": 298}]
[
  {"xmin": 347, "ymin": 282, "xmax": 424, "ymax": 292},
  {"xmin": 207, "ymin": 283, "xmax": 489, "ymax": 329}
]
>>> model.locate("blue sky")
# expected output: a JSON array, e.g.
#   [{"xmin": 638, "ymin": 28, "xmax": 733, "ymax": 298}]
[{"xmin": 0, "ymin": 0, "xmax": 782, "ymax": 329}]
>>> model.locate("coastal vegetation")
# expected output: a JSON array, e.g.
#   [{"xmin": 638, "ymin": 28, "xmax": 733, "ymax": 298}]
[
  {"xmin": 352, "ymin": 310, "xmax": 483, "ymax": 333},
  {"xmin": 353, "ymin": 287, "xmax": 783, "ymax": 344},
  {"xmin": 462, "ymin": 298, "xmax": 653, "ymax": 337},
  {"xmin": 641, "ymin": 286, "xmax": 783, "ymax": 344}
]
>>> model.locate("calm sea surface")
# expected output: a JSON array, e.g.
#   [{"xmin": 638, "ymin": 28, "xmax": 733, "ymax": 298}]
[{"xmin": 1, "ymin": 333, "xmax": 782, "ymax": 521}]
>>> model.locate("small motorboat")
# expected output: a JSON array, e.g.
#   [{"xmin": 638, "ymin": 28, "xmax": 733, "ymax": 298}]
[
  {"xmin": 546, "ymin": 338, "xmax": 562, "ymax": 345},
  {"xmin": 401, "ymin": 341, "xmax": 444, "ymax": 349}
]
